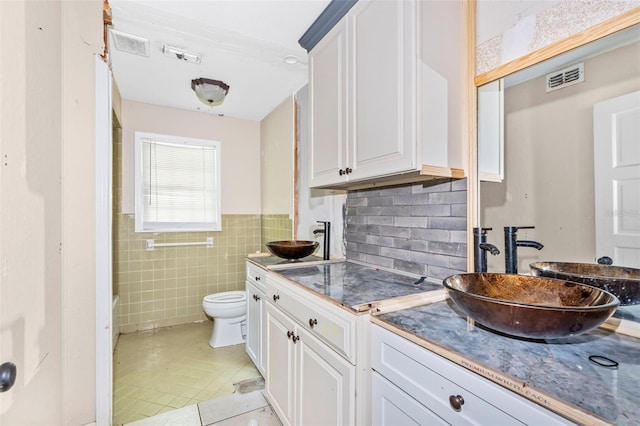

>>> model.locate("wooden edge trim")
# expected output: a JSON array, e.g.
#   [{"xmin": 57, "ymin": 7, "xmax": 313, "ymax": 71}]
[
  {"xmin": 292, "ymin": 94, "xmax": 298, "ymax": 240},
  {"xmin": 370, "ymin": 316, "xmax": 612, "ymax": 426},
  {"xmin": 601, "ymin": 316, "xmax": 640, "ymax": 339},
  {"xmin": 475, "ymin": 7, "xmax": 640, "ymax": 87},
  {"xmin": 466, "ymin": 0, "xmax": 478, "ymax": 273},
  {"xmin": 370, "ymin": 290, "xmax": 448, "ymax": 315},
  {"xmin": 420, "ymin": 165, "xmax": 466, "ymax": 178}
]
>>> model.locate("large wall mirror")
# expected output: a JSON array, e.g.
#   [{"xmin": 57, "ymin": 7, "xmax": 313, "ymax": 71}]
[{"xmin": 477, "ymin": 23, "xmax": 640, "ymax": 323}]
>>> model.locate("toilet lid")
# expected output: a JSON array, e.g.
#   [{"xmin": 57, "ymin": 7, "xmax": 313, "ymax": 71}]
[{"xmin": 204, "ymin": 291, "xmax": 246, "ymax": 304}]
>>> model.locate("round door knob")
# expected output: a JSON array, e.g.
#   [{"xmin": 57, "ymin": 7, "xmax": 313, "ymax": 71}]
[
  {"xmin": 273, "ymin": 294, "xmax": 280, "ymax": 302},
  {"xmin": 0, "ymin": 362, "xmax": 17, "ymax": 393},
  {"xmin": 449, "ymin": 394, "xmax": 465, "ymax": 412},
  {"xmin": 309, "ymin": 318, "xmax": 317, "ymax": 328}
]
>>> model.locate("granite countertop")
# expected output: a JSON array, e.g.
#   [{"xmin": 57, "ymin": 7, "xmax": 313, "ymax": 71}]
[
  {"xmin": 273, "ymin": 261, "xmax": 443, "ymax": 312},
  {"xmin": 374, "ymin": 299, "xmax": 640, "ymax": 425}
]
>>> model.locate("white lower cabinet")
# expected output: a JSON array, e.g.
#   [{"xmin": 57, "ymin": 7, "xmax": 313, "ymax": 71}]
[
  {"xmin": 372, "ymin": 372, "xmax": 447, "ymax": 425},
  {"xmin": 246, "ymin": 280, "xmax": 265, "ymax": 375},
  {"xmin": 265, "ymin": 301, "xmax": 355, "ymax": 426},
  {"xmin": 371, "ymin": 324, "xmax": 574, "ymax": 426},
  {"xmin": 246, "ymin": 262, "xmax": 267, "ymax": 376}
]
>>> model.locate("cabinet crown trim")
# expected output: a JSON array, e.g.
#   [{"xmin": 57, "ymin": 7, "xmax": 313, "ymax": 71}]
[{"xmin": 298, "ymin": 0, "xmax": 358, "ymax": 52}]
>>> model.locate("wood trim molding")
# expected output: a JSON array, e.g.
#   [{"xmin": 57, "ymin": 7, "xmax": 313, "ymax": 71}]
[
  {"xmin": 466, "ymin": 0, "xmax": 478, "ymax": 273},
  {"xmin": 475, "ymin": 6, "xmax": 640, "ymax": 87}
]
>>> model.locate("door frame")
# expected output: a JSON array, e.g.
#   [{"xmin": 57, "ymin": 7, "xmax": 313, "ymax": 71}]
[{"xmin": 95, "ymin": 54, "xmax": 113, "ymax": 426}]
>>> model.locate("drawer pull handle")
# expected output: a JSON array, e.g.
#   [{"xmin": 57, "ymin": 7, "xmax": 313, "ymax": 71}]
[
  {"xmin": 287, "ymin": 330, "xmax": 293, "ymax": 339},
  {"xmin": 449, "ymin": 395, "xmax": 464, "ymax": 412},
  {"xmin": 255, "ymin": 276, "xmax": 261, "ymax": 281},
  {"xmin": 273, "ymin": 294, "xmax": 280, "ymax": 302},
  {"xmin": 292, "ymin": 335, "xmax": 299, "ymax": 344},
  {"xmin": 309, "ymin": 318, "xmax": 318, "ymax": 328}
]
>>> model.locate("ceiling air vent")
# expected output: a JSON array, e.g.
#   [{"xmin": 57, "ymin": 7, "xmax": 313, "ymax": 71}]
[
  {"xmin": 110, "ymin": 30, "xmax": 150, "ymax": 57},
  {"xmin": 546, "ymin": 63, "xmax": 584, "ymax": 92}
]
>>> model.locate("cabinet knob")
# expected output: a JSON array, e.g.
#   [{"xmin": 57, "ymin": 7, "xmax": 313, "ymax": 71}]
[
  {"xmin": 253, "ymin": 294, "xmax": 260, "ymax": 301},
  {"xmin": 339, "ymin": 169, "xmax": 345, "ymax": 176},
  {"xmin": 292, "ymin": 335, "xmax": 299, "ymax": 344},
  {"xmin": 345, "ymin": 167, "xmax": 352, "ymax": 174},
  {"xmin": 449, "ymin": 395, "xmax": 465, "ymax": 412},
  {"xmin": 273, "ymin": 294, "xmax": 280, "ymax": 302},
  {"xmin": 309, "ymin": 318, "xmax": 317, "ymax": 328},
  {"xmin": 255, "ymin": 276, "xmax": 261, "ymax": 281}
]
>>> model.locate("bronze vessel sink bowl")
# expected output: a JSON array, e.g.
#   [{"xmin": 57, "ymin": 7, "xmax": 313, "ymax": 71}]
[
  {"xmin": 530, "ymin": 262, "xmax": 640, "ymax": 306},
  {"xmin": 266, "ymin": 240, "xmax": 319, "ymax": 260},
  {"xmin": 443, "ymin": 273, "xmax": 619, "ymax": 340}
]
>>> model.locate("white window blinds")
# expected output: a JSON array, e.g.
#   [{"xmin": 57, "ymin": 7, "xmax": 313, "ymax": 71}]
[{"xmin": 135, "ymin": 132, "xmax": 221, "ymax": 232}]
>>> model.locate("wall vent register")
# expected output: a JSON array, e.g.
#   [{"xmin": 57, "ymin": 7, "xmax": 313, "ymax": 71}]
[{"xmin": 546, "ymin": 63, "xmax": 584, "ymax": 92}]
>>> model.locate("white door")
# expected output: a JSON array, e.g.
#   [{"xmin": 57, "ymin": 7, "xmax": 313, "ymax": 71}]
[
  {"xmin": 594, "ymin": 91, "xmax": 640, "ymax": 268},
  {"xmin": 265, "ymin": 304, "xmax": 296, "ymax": 426},
  {"xmin": 0, "ymin": 1, "xmax": 63, "ymax": 422},
  {"xmin": 296, "ymin": 327, "xmax": 354, "ymax": 426},
  {"xmin": 245, "ymin": 281, "xmax": 264, "ymax": 374}
]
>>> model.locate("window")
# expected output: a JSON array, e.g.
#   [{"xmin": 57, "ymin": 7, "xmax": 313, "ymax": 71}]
[{"xmin": 135, "ymin": 132, "xmax": 221, "ymax": 232}]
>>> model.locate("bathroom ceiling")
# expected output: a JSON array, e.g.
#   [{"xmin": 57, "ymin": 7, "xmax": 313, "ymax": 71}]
[{"xmin": 108, "ymin": 0, "xmax": 330, "ymax": 121}]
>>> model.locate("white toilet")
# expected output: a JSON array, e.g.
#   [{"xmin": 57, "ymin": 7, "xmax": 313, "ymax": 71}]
[{"xmin": 202, "ymin": 291, "xmax": 247, "ymax": 348}]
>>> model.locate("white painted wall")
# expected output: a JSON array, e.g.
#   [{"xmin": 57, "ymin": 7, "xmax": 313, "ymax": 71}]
[
  {"xmin": 120, "ymin": 101, "xmax": 261, "ymax": 215},
  {"xmin": 476, "ymin": 0, "xmax": 640, "ymax": 74}
]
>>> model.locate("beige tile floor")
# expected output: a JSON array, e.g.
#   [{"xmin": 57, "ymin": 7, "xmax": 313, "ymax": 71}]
[{"xmin": 113, "ymin": 321, "xmax": 261, "ymax": 425}]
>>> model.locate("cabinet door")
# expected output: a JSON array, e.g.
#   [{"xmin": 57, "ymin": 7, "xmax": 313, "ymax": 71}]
[
  {"xmin": 295, "ymin": 327, "xmax": 355, "ymax": 426},
  {"xmin": 372, "ymin": 372, "xmax": 447, "ymax": 426},
  {"xmin": 265, "ymin": 304, "xmax": 296, "ymax": 426},
  {"xmin": 309, "ymin": 18, "xmax": 348, "ymax": 187},
  {"xmin": 478, "ymin": 79, "xmax": 504, "ymax": 182},
  {"xmin": 349, "ymin": 0, "xmax": 417, "ymax": 180},
  {"xmin": 245, "ymin": 281, "xmax": 264, "ymax": 375}
]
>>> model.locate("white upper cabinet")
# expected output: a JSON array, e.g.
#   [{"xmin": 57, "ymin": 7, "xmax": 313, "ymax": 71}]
[
  {"xmin": 308, "ymin": 0, "xmax": 465, "ymax": 189},
  {"xmin": 349, "ymin": 0, "xmax": 417, "ymax": 181},
  {"xmin": 308, "ymin": 18, "xmax": 348, "ymax": 187}
]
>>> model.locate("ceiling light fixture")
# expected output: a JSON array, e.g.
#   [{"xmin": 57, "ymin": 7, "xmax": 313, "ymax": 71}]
[
  {"xmin": 191, "ymin": 78, "xmax": 230, "ymax": 107},
  {"xmin": 282, "ymin": 55, "xmax": 299, "ymax": 65}
]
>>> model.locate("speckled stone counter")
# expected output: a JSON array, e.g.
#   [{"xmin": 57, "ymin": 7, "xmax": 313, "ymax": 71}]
[
  {"xmin": 274, "ymin": 261, "xmax": 443, "ymax": 312},
  {"xmin": 246, "ymin": 253, "xmax": 333, "ymax": 269},
  {"xmin": 375, "ymin": 299, "xmax": 640, "ymax": 425}
]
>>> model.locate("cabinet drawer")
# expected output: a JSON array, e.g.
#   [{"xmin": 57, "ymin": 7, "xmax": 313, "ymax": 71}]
[
  {"xmin": 267, "ymin": 274, "xmax": 356, "ymax": 363},
  {"xmin": 246, "ymin": 262, "xmax": 267, "ymax": 293},
  {"xmin": 372, "ymin": 325, "xmax": 572, "ymax": 425},
  {"xmin": 372, "ymin": 372, "xmax": 446, "ymax": 425}
]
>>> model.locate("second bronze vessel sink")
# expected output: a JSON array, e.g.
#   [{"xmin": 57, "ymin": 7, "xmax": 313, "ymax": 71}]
[
  {"xmin": 443, "ymin": 273, "xmax": 619, "ymax": 340},
  {"xmin": 530, "ymin": 262, "xmax": 640, "ymax": 306}
]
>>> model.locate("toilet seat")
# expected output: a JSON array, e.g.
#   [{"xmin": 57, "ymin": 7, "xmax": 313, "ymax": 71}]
[{"xmin": 203, "ymin": 291, "xmax": 246, "ymax": 304}]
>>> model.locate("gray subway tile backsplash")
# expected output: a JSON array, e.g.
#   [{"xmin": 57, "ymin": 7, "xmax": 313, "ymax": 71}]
[{"xmin": 346, "ymin": 179, "xmax": 467, "ymax": 280}]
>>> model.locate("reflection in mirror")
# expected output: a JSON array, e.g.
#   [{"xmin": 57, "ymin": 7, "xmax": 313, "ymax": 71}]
[{"xmin": 477, "ymin": 24, "xmax": 640, "ymax": 322}]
